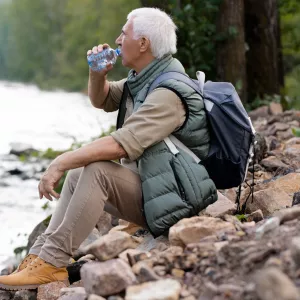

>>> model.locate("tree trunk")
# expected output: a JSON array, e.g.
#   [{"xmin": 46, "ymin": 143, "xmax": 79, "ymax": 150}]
[
  {"xmin": 216, "ymin": 0, "xmax": 247, "ymax": 103},
  {"xmin": 245, "ymin": 0, "xmax": 283, "ymax": 101}
]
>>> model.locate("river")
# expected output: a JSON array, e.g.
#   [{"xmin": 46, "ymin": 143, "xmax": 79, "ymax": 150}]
[{"xmin": 0, "ymin": 81, "xmax": 117, "ymax": 270}]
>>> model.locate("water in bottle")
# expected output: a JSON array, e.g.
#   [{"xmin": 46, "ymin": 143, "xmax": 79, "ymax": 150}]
[{"xmin": 87, "ymin": 48, "xmax": 121, "ymax": 72}]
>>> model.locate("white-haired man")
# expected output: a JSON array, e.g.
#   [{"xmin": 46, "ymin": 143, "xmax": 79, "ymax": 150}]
[{"xmin": 0, "ymin": 8, "xmax": 217, "ymax": 290}]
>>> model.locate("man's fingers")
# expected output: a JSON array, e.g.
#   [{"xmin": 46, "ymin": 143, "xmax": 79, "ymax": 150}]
[
  {"xmin": 49, "ymin": 189, "xmax": 60, "ymax": 200},
  {"xmin": 92, "ymin": 46, "xmax": 98, "ymax": 54},
  {"xmin": 97, "ymin": 44, "xmax": 103, "ymax": 52},
  {"xmin": 87, "ymin": 49, "xmax": 92, "ymax": 56},
  {"xmin": 40, "ymin": 185, "xmax": 53, "ymax": 201},
  {"xmin": 103, "ymin": 43, "xmax": 110, "ymax": 49}
]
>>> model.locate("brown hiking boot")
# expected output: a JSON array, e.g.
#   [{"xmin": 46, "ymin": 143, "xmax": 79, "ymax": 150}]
[
  {"xmin": 12, "ymin": 254, "xmax": 38, "ymax": 274},
  {"xmin": 0, "ymin": 257, "xmax": 69, "ymax": 290}
]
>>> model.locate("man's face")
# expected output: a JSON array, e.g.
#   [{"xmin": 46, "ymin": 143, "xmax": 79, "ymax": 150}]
[{"xmin": 115, "ymin": 19, "xmax": 141, "ymax": 69}]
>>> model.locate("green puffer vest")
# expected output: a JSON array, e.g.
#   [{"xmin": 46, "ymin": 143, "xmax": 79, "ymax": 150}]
[{"xmin": 119, "ymin": 54, "xmax": 218, "ymax": 237}]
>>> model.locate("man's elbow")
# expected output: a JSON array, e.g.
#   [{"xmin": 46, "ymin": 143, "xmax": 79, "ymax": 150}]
[{"xmin": 88, "ymin": 93, "xmax": 105, "ymax": 109}]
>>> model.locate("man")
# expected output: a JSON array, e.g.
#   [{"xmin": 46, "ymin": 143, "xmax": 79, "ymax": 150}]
[{"xmin": 0, "ymin": 7, "xmax": 217, "ymax": 290}]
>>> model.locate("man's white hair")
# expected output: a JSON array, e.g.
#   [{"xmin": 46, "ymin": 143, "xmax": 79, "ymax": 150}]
[{"xmin": 127, "ymin": 7, "xmax": 177, "ymax": 59}]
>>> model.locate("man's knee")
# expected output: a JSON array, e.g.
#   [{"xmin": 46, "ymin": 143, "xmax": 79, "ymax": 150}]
[
  {"xmin": 66, "ymin": 167, "xmax": 83, "ymax": 189},
  {"xmin": 83, "ymin": 161, "xmax": 114, "ymax": 176}
]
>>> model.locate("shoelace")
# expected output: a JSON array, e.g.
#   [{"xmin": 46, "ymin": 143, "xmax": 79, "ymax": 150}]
[{"xmin": 28, "ymin": 258, "xmax": 44, "ymax": 271}]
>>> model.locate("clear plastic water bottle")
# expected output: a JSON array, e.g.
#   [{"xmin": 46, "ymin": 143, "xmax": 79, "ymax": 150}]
[{"xmin": 87, "ymin": 48, "xmax": 121, "ymax": 72}]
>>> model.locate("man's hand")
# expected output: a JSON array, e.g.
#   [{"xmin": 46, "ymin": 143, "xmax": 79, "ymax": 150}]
[
  {"xmin": 38, "ymin": 162, "xmax": 64, "ymax": 201},
  {"xmin": 87, "ymin": 43, "xmax": 113, "ymax": 75}
]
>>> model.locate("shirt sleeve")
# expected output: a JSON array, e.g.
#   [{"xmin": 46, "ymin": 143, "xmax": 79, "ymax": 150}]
[
  {"xmin": 111, "ymin": 88, "xmax": 186, "ymax": 161},
  {"xmin": 102, "ymin": 78, "xmax": 127, "ymax": 112}
]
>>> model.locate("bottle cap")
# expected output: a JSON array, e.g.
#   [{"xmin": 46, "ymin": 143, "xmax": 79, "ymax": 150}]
[{"xmin": 115, "ymin": 48, "xmax": 122, "ymax": 56}]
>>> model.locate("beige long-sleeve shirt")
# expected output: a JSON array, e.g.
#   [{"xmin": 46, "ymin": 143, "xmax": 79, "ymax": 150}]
[{"xmin": 97, "ymin": 78, "xmax": 186, "ymax": 169}]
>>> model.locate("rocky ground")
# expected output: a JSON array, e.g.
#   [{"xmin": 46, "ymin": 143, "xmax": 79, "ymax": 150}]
[{"xmin": 1, "ymin": 103, "xmax": 300, "ymax": 300}]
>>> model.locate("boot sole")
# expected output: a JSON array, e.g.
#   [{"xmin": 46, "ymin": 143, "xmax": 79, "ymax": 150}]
[{"xmin": 0, "ymin": 280, "xmax": 69, "ymax": 291}]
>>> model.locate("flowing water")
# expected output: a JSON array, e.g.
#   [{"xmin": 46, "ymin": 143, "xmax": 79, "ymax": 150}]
[{"xmin": 0, "ymin": 81, "xmax": 117, "ymax": 269}]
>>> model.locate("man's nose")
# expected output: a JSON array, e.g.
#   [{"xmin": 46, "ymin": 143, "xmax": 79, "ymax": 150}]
[{"xmin": 115, "ymin": 35, "xmax": 121, "ymax": 45}]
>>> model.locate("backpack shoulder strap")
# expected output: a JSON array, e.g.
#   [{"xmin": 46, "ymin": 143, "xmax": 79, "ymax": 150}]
[{"xmin": 147, "ymin": 71, "xmax": 203, "ymax": 97}]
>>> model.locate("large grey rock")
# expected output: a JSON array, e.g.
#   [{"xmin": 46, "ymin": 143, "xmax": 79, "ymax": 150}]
[
  {"xmin": 81, "ymin": 259, "xmax": 136, "ymax": 297},
  {"xmin": 37, "ymin": 282, "xmax": 67, "ymax": 300},
  {"xmin": 169, "ymin": 216, "xmax": 236, "ymax": 247},
  {"xmin": 254, "ymin": 267, "xmax": 299, "ymax": 300},
  {"xmin": 125, "ymin": 279, "xmax": 181, "ymax": 300},
  {"xmin": 84, "ymin": 231, "xmax": 139, "ymax": 261},
  {"xmin": 26, "ymin": 217, "xmax": 50, "ymax": 253},
  {"xmin": 260, "ymin": 156, "xmax": 289, "ymax": 171},
  {"xmin": 248, "ymin": 106, "xmax": 269, "ymax": 121},
  {"xmin": 0, "ymin": 291, "xmax": 13, "ymax": 300},
  {"xmin": 13, "ymin": 290, "xmax": 37, "ymax": 300},
  {"xmin": 9, "ymin": 142, "xmax": 37, "ymax": 156}
]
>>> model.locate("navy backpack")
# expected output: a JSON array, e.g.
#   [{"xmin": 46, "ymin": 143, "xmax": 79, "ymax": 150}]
[{"xmin": 146, "ymin": 71, "xmax": 256, "ymax": 207}]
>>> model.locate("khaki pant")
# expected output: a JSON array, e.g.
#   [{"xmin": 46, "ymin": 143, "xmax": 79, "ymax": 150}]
[{"xmin": 29, "ymin": 161, "xmax": 146, "ymax": 267}]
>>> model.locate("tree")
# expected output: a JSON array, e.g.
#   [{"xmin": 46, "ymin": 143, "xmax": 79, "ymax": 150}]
[
  {"xmin": 216, "ymin": 0, "xmax": 247, "ymax": 103},
  {"xmin": 245, "ymin": 0, "xmax": 283, "ymax": 101}
]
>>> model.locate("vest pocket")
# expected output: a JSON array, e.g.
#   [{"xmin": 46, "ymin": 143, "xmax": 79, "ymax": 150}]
[{"xmin": 170, "ymin": 159, "xmax": 187, "ymax": 202}]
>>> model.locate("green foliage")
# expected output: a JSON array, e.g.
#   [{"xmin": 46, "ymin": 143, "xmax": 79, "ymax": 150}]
[
  {"xmin": 0, "ymin": 0, "xmax": 139, "ymax": 91},
  {"xmin": 245, "ymin": 94, "xmax": 281, "ymax": 111},
  {"xmin": 292, "ymin": 127, "xmax": 300, "ymax": 137},
  {"xmin": 279, "ymin": 0, "xmax": 300, "ymax": 110},
  {"xmin": 235, "ymin": 214, "xmax": 246, "ymax": 222},
  {"xmin": 169, "ymin": 0, "xmax": 222, "ymax": 79}
]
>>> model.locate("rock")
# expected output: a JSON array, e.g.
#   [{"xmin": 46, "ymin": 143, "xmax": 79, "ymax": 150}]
[
  {"xmin": 0, "ymin": 291, "xmax": 13, "ymax": 300},
  {"xmin": 118, "ymin": 249, "xmax": 149, "ymax": 265},
  {"xmin": 254, "ymin": 267, "xmax": 299, "ymax": 300},
  {"xmin": 254, "ymin": 133, "xmax": 267, "ymax": 163},
  {"xmin": 69, "ymin": 281, "xmax": 84, "ymax": 288},
  {"xmin": 26, "ymin": 217, "xmax": 49, "ymax": 252},
  {"xmin": 274, "ymin": 206, "xmax": 300, "ymax": 224},
  {"xmin": 286, "ymin": 137, "xmax": 300, "ymax": 146},
  {"xmin": 248, "ymin": 106, "xmax": 269, "ymax": 121},
  {"xmin": 60, "ymin": 287, "xmax": 86, "ymax": 297},
  {"xmin": 73, "ymin": 228, "xmax": 101, "ymax": 259},
  {"xmin": 284, "ymin": 144, "xmax": 300, "ymax": 160},
  {"xmin": 58, "ymin": 295, "xmax": 86, "ymax": 300},
  {"xmin": 13, "ymin": 290, "xmax": 37, "ymax": 300},
  {"xmin": 290, "ymin": 237, "xmax": 300, "ymax": 267},
  {"xmin": 84, "ymin": 231, "xmax": 139, "ymax": 261},
  {"xmin": 203, "ymin": 192, "xmax": 236, "ymax": 217},
  {"xmin": 260, "ymin": 156, "xmax": 289, "ymax": 171},
  {"xmin": 9, "ymin": 142, "xmax": 37, "ymax": 156},
  {"xmin": 136, "ymin": 233, "xmax": 169, "ymax": 252},
  {"xmin": 267, "ymin": 122, "xmax": 290, "ymax": 136},
  {"xmin": 246, "ymin": 209, "xmax": 264, "ymax": 222},
  {"xmin": 169, "ymin": 216, "xmax": 236, "ymax": 247},
  {"xmin": 255, "ymin": 217, "xmax": 280, "ymax": 239},
  {"xmin": 37, "ymin": 282, "xmax": 67, "ymax": 300},
  {"xmin": 95, "ymin": 211, "xmax": 114, "ymax": 235},
  {"xmin": 269, "ymin": 102, "xmax": 283, "ymax": 115},
  {"xmin": 246, "ymin": 188, "xmax": 292, "ymax": 216},
  {"xmin": 125, "ymin": 279, "xmax": 181, "ymax": 300},
  {"xmin": 107, "ymin": 297, "xmax": 123, "ymax": 300},
  {"xmin": 80, "ymin": 259, "xmax": 136, "ymax": 297},
  {"xmin": 293, "ymin": 192, "xmax": 300, "ymax": 206},
  {"xmin": 110, "ymin": 221, "xmax": 142, "ymax": 235},
  {"xmin": 88, "ymin": 295, "xmax": 106, "ymax": 300},
  {"xmin": 136, "ymin": 263, "xmax": 161, "ymax": 283}
]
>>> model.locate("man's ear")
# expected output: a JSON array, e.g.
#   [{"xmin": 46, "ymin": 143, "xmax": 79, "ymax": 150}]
[{"xmin": 139, "ymin": 37, "xmax": 150, "ymax": 53}]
